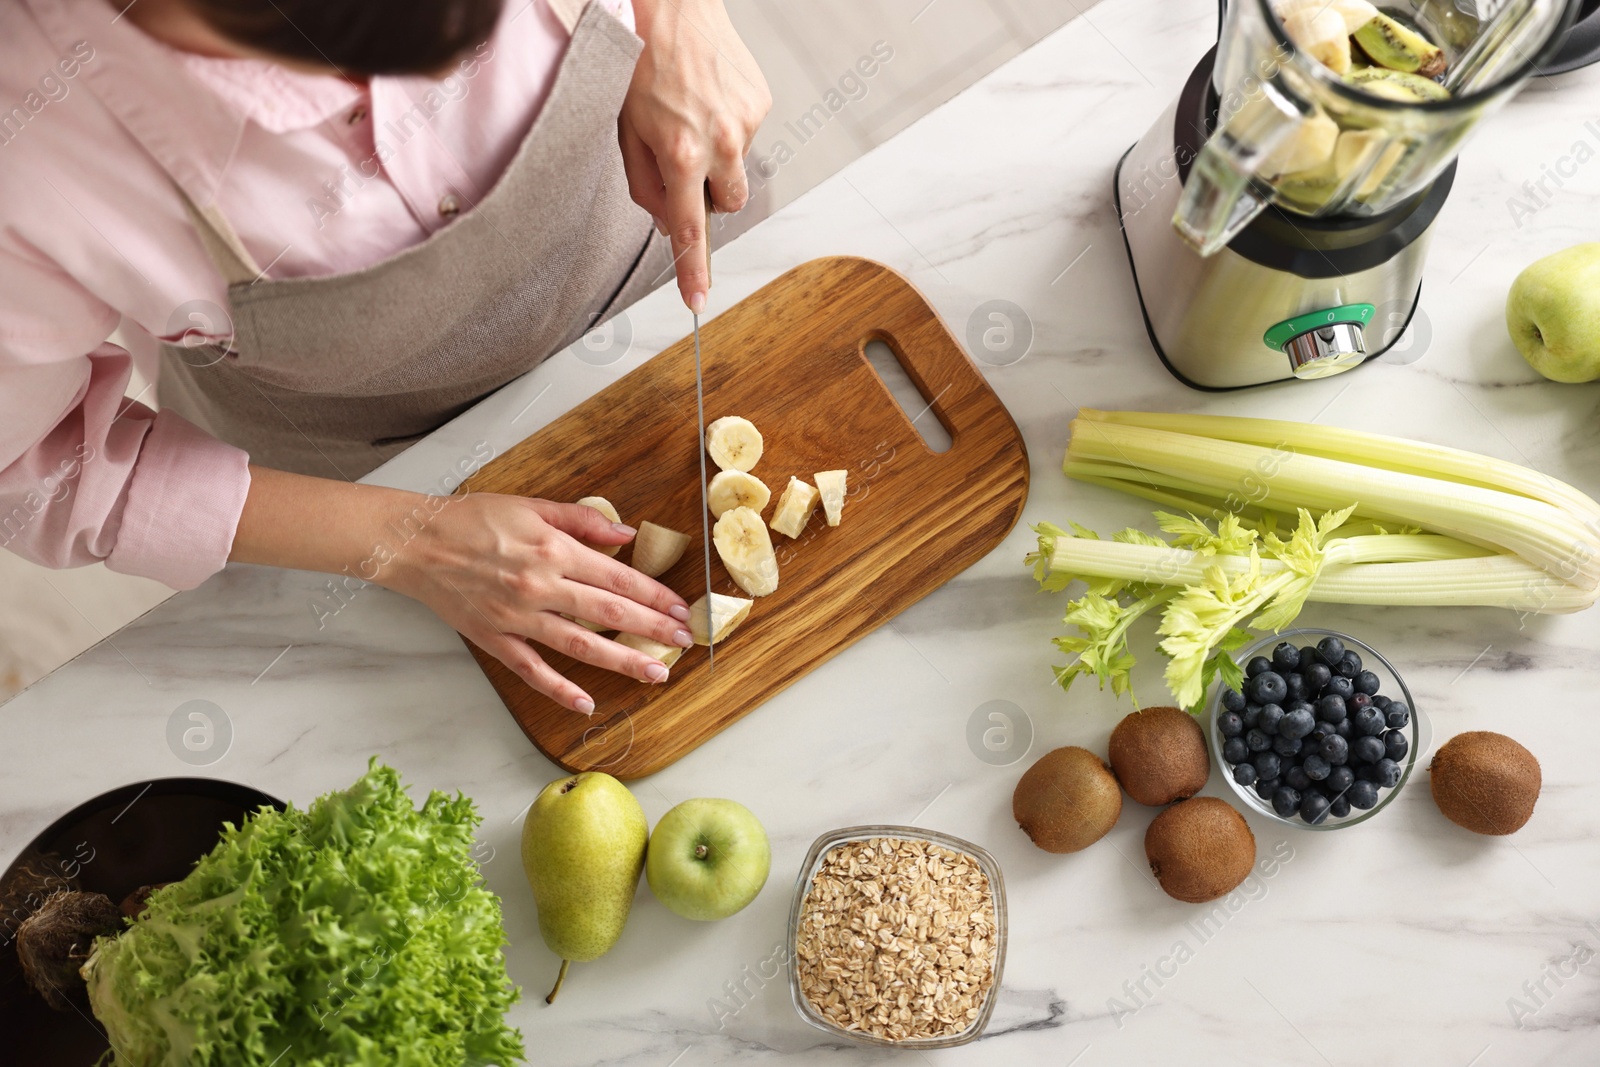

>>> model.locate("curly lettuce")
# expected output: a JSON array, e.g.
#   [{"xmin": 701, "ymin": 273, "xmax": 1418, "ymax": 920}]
[{"xmin": 83, "ymin": 761, "xmax": 523, "ymax": 1067}]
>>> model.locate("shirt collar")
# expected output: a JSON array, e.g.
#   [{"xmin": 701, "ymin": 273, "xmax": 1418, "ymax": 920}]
[{"xmin": 166, "ymin": 49, "xmax": 366, "ymax": 135}]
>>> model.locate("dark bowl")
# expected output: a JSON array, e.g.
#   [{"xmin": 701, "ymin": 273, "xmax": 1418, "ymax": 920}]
[{"xmin": 0, "ymin": 778, "xmax": 283, "ymax": 1065}]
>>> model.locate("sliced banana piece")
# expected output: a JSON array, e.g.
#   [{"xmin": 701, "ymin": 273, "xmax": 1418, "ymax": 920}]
[
  {"xmin": 706, "ymin": 416, "xmax": 764, "ymax": 472},
  {"xmin": 689, "ymin": 592, "xmax": 753, "ymax": 646},
  {"xmin": 707, "ymin": 470, "xmax": 771, "ymax": 518},
  {"xmin": 632, "ymin": 521, "xmax": 690, "ymax": 577},
  {"xmin": 1280, "ymin": 4, "xmax": 1352, "ymax": 74},
  {"xmin": 713, "ymin": 505, "xmax": 779, "ymax": 596},
  {"xmin": 1274, "ymin": 0, "xmax": 1378, "ymax": 35},
  {"xmin": 576, "ymin": 495, "xmax": 623, "ymax": 557},
  {"xmin": 615, "ymin": 632, "xmax": 683, "ymax": 668},
  {"xmin": 769, "ymin": 477, "xmax": 819, "ymax": 540},
  {"xmin": 813, "ymin": 470, "xmax": 847, "ymax": 527},
  {"xmin": 1259, "ymin": 110, "xmax": 1339, "ymax": 179},
  {"xmin": 561, "ymin": 613, "xmax": 611, "ymax": 633}
]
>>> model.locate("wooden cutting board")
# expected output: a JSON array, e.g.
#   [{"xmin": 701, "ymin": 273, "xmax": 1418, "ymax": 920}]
[{"xmin": 461, "ymin": 256, "xmax": 1029, "ymax": 779}]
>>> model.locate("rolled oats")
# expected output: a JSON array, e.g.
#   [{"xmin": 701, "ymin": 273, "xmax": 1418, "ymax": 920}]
[{"xmin": 795, "ymin": 837, "xmax": 997, "ymax": 1041}]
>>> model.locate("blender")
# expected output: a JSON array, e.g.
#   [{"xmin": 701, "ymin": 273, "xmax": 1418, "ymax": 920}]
[{"xmin": 1116, "ymin": 0, "xmax": 1594, "ymax": 390}]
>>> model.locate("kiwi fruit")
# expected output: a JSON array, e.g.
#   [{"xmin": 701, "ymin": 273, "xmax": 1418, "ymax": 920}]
[
  {"xmin": 1429, "ymin": 731, "xmax": 1540, "ymax": 835},
  {"xmin": 1144, "ymin": 797, "xmax": 1255, "ymax": 903},
  {"xmin": 1108, "ymin": 705, "xmax": 1210, "ymax": 806},
  {"xmin": 1013, "ymin": 746, "xmax": 1123, "ymax": 853}
]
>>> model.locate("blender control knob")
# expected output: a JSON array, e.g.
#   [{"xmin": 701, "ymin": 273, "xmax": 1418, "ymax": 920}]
[{"xmin": 1284, "ymin": 322, "xmax": 1367, "ymax": 379}]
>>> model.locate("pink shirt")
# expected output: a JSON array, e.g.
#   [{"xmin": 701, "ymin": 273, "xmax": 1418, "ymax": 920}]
[{"xmin": 0, "ymin": 0, "xmax": 633, "ymax": 589}]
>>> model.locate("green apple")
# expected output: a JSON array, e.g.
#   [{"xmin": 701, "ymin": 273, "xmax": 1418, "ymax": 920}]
[
  {"xmin": 646, "ymin": 798, "xmax": 770, "ymax": 921},
  {"xmin": 1506, "ymin": 243, "xmax": 1600, "ymax": 383}
]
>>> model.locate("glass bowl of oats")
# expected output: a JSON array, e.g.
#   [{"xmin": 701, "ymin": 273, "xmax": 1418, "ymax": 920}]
[{"xmin": 786, "ymin": 825, "xmax": 1007, "ymax": 1049}]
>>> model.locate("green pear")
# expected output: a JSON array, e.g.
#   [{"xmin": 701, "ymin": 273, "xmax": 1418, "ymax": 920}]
[
  {"xmin": 1506, "ymin": 243, "xmax": 1600, "ymax": 383},
  {"xmin": 520, "ymin": 771, "xmax": 648, "ymax": 1003}
]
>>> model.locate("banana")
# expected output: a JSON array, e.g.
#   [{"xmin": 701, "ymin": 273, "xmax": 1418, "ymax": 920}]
[
  {"xmin": 707, "ymin": 470, "xmax": 771, "ymax": 518},
  {"xmin": 1258, "ymin": 109, "xmax": 1339, "ymax": 179},
  {"xmin": 769, "ymin": 477, "xmax": 819, "ymax": 540},
  {"xmin": 1345, "ymin": 66, "xmax": 1449, "ymax": 101},
  {"xmin": 1353, "ymin": 12, "xmax": 1445, "ymax": 78},
  {"xmin": 1280, "ymin": 4, "xmax": 1352, "ymax": 74},
  {"xmin": 705, "ymin": 416, "xmax": 764, "ymax": 473},
  {"xmin": 615, "ymin": 632, "xmax": 683, "ymax": 668},
  {"xmin": 1333, "ymin": 128, "xmax": 1405, "ymax": 198},
  {"xmin": 689, "ymin": 591, "xmax": 752, "ymax": 646},
  {"xmin": 713, "ymin": 506, "xmax": 779, "ymax": 596},
  {"xmin": 814, "ymin": 469, "xmax": 847, "ymax": 527},
  {"xmin": 576, "ymin": 495, "xmax": 623, "ymax": 557},
  {"xmin": 631, "ymin": 520, "xmax": 690, "ymax": 578},
  {"xmin": 562, "ymin": 613, "xmax": 610, "ymax": 633},
  {"xmin": 1274, "ymin": 0, "xmax": 1379, "ymax": 35}
]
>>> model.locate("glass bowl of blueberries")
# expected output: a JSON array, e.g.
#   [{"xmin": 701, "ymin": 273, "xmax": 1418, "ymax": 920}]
[{"xmin": 1209, "ymin": 629, "xmax": 1422, "ymax": 830}]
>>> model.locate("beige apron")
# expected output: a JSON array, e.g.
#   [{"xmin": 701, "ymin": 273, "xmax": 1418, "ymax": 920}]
[{"xmin": 159, "ymin": 0, "xmax": 671, "ymax": 481}]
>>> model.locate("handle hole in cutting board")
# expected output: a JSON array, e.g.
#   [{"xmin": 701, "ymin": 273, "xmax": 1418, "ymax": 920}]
[{"xmin": 864, "ymin": 339, "xmax": 952, "ymax": 454}]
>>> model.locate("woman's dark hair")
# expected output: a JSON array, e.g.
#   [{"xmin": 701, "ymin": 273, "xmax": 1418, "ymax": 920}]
[{"xmin": 189, "ymin": 0, "xmax": 505, "ymax": 76}]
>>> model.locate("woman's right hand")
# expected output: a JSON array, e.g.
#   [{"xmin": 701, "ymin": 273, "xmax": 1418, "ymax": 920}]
[
  {"xmin": 381, "ymin": 494, "xmax": 693, "ymax": 714},
  {"xmin": 229, "ymin": 467, "xmax": 693, "ymax": 717}
]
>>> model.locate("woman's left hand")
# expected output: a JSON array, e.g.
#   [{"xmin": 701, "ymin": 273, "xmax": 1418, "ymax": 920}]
[{"xmin": 618, "ymin": 0, "xmax": 771, "ymax": 313}]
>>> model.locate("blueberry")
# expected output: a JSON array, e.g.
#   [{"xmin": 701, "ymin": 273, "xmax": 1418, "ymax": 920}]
[
  {"xmin": 1352, "ymin": 735, "xmax": 1385, "ymax": 764},
  {"xmin": 1217, "ymin": 710, "xmax": 1244, "ymax": 738},
  {"xmin": 1233, "ymin": 763, "xmax": 1258, "ymax": 787},
  {"xmin": 1254, "ymin": 752, "xmax": 1282, "ymax": 780},
  {"xmin": 1258, "ymin": 703, "xmax": 1285, "ymax": 734},
  {"xmin": 1310, "ymin": 721, "xmax": 1335, "ymax": 741},
  {"xmin": 1314, "ymin": 694, "xmax": 1347, "ymax": 724},
  {"xmin": 1223, "ymin": 737, "xmax": 1249, "ymax": 764},
  {"xmin": 1325, "ymin": 765, "xmax": 1355, "ymax": 794},
  {"xmin": 1285, "ymin": 764, "xmax": 1312, "ymax": 790},
  {"xmin": 1246, "ymin": 728, "xmax": 1272, "ymax": 753},
  {"xmin": 1354, "ymin": 669, "xmax": 1381, "ymax": 695},
  {"xmin": 1355, "ymin": 761, "xmax": 1381, "ymax": 783},
  {"xmin": 1300, "ymin": 791, "xmax": 1332, "ymax": 825},
  {"xmin": 1372, "ymin": 758, "xmax": 1403, "ymax": 789},
  {"xmin": 1320, "ymin": 734, "xmax": 1349, "ymax": 765},
  {"xmin": 1243, "ymin": 704, "xmax": 1263, "ymax": 729},
  {"xmin": 1317, "ymin": 635, "xmax": 1346, "ymax": 666},
  {"xmin": 1246, "ymin": 655, "xmax": 1273, "ymax": 678},
  {"xmin": 1280, "ymin": 707, "xmax": 1316, "ymax": 740},
  {"xmin": 1335, "ymin": 718, "xmax": 1353, "ymax": 740},
  {"xmin": 1348, "ymin": 780, "xmax": 1380, "ymax": 810},
  {"xmin": 1352, "ymin": 706, "xmax": 1386, "ymax": 737},
  {"xmin": 1383, "ymin": 729, "xmax": 1409, "ymax": 762},
  {"xmin": 1329, "ymin": 796, "xmax": 1351, "ymax": 818},
  {"xmin": 1272, "ymin": 642, "xmax": 1300, "ymax": 671},
  {"xmin": 1372, "ymin": 693, "xmax": 1392, "ymax": 709},
  {"xmin": 1384, "ymin": 701, "xmax": 1411, "ymax": 729},
  {"xmin": 1302, "ymin": 754, "xmax": 1331, "ymax": 780},
  {"xmin": 1255, "ymin": 776, "xmax": 1281, "ymax": 801},
  {"xmin": 1303, "ymin": 662, "xmax": 1333, "ymax": 693},
  {"xmin": 1298, "ymin": 645, "xmax": 1320, "ymax": 669},
  {"xmin": 1325, "ymin": 674, "xmax": 1355, "ymax": 701},
  {"xmin": 1284, "ymin": 673, "xmax": 1308, "ymax": 703},
  {"xmin": 1222, "ymin": 688, "xmax": 1247, "ymax": 714},
  {"xmin": 1249, "ymin": 671, "xmax": 1288, "ymax": 706},
  {"xmin": 1273, "ymin": 734, "xmax": 1303, "ymax": 758},
  {"xmin": 1348, "ymin": 692, "xmax": 1372, "ymax": 711},
  {"xmin": 1337, "ymin": 650, "xmax": 1362, "ymax": 678},
  {"xmin": 1272, "ymin": 786, "xmax": 1302, "ymax": 818}
]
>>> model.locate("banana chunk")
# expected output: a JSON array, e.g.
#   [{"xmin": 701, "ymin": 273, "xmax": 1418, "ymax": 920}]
[
  {"xmin": 562, "ymin": 613, "xmax": 610, "ymax": 633},
  {"xmin": 1279, "ymin": 4, "xmax": 1351, "ymax": 74},
  {"xmin": 708, "ymin": 470, "xmax": 771, "ymax": 518},
  {"xmin": 705, "ymin": 416, "xmax": 763, "ymax": 472},
  {"xmin": 813, "ymin": 470, "xmax": 847, "ymax": 527},
  {"xmin": 632, "ymin": 520, "xmax": 690, "ymax": 578},
  {"xmin": 1259, "ymin": 110, "xmax": 1339, "ymax": 179},
  {"xmin": 576, "ymin": 495, "xmax": 623, "ymax": 557},
  {"xmin": 1274, "ymin": 0, "xmax": 1378, "ymax": 35},
  {"xmin": 689, "ymin": 592, "xmax": 753, "ymax": 646},
  {"xmin": 615, "ymin": 632, "xmax": 683, "ymax": 667},
  {"xmin": 769, "ymin": 477, "xmax": 819, "ymax": 540},
  {"xmin": 713, "ymin": 505, "xmax": 779, "ymax": 596}
]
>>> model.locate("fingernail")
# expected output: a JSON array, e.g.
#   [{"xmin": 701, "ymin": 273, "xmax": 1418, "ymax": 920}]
[
  {"xmin": 645, "ymin": 663, "xmax": 669, "ymax": 683},
  {"xmin": 574, "ymin": 697, "xmax": 595, "ymax": 715},
  {"xmin": 612, "ymin": 522, "xmax": 637, "ymax": 537},
  {"xmin": 688, "ymin": 291, "xmax": 706, "ymax": 315},
  {"xmin": 669, "ymin": 604, "xmax": 691, "ymax": 622},
  {"xmin": 673, "ymin": 628, "xmax": 693, "ymax": 647}
]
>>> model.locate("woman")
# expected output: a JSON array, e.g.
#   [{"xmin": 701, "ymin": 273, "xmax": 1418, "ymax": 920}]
[{"xmin": 0, "ymin": 0, "xmax": 770, "ymax": 714}]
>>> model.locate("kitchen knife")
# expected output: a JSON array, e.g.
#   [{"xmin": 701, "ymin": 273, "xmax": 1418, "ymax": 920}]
[{"xmin": 692, "ymin": 308, "xmax": 713, "ymax": 672}]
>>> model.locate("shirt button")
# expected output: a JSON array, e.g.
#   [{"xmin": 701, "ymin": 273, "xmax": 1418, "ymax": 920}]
[
  {"xmin": 438, "ymin": 193, "xmax": 461, "ymax": 218},
  {"xmin": 346, "ymin": 105, "xmax": 368, "ymax": 125}
]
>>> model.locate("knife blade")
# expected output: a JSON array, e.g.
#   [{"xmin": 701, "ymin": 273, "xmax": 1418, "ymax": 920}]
[{"xmin": 692, "ymin": 309, "xmax": 713, "ymax": 672}]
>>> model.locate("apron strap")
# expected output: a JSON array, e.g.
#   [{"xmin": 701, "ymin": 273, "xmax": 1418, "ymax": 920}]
[
  {"xmin": 547, "ymin": 0, "xmax": 589, "ymax": 34},
  {"xmin": 181, "ymin": 195, "xmax": 266, "ymax": 287}
]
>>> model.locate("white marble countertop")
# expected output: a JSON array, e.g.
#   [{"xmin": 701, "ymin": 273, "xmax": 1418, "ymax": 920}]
[{"xmin": 7, "ymin": 0, "xmax": 1600, "ymax": 1062}]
